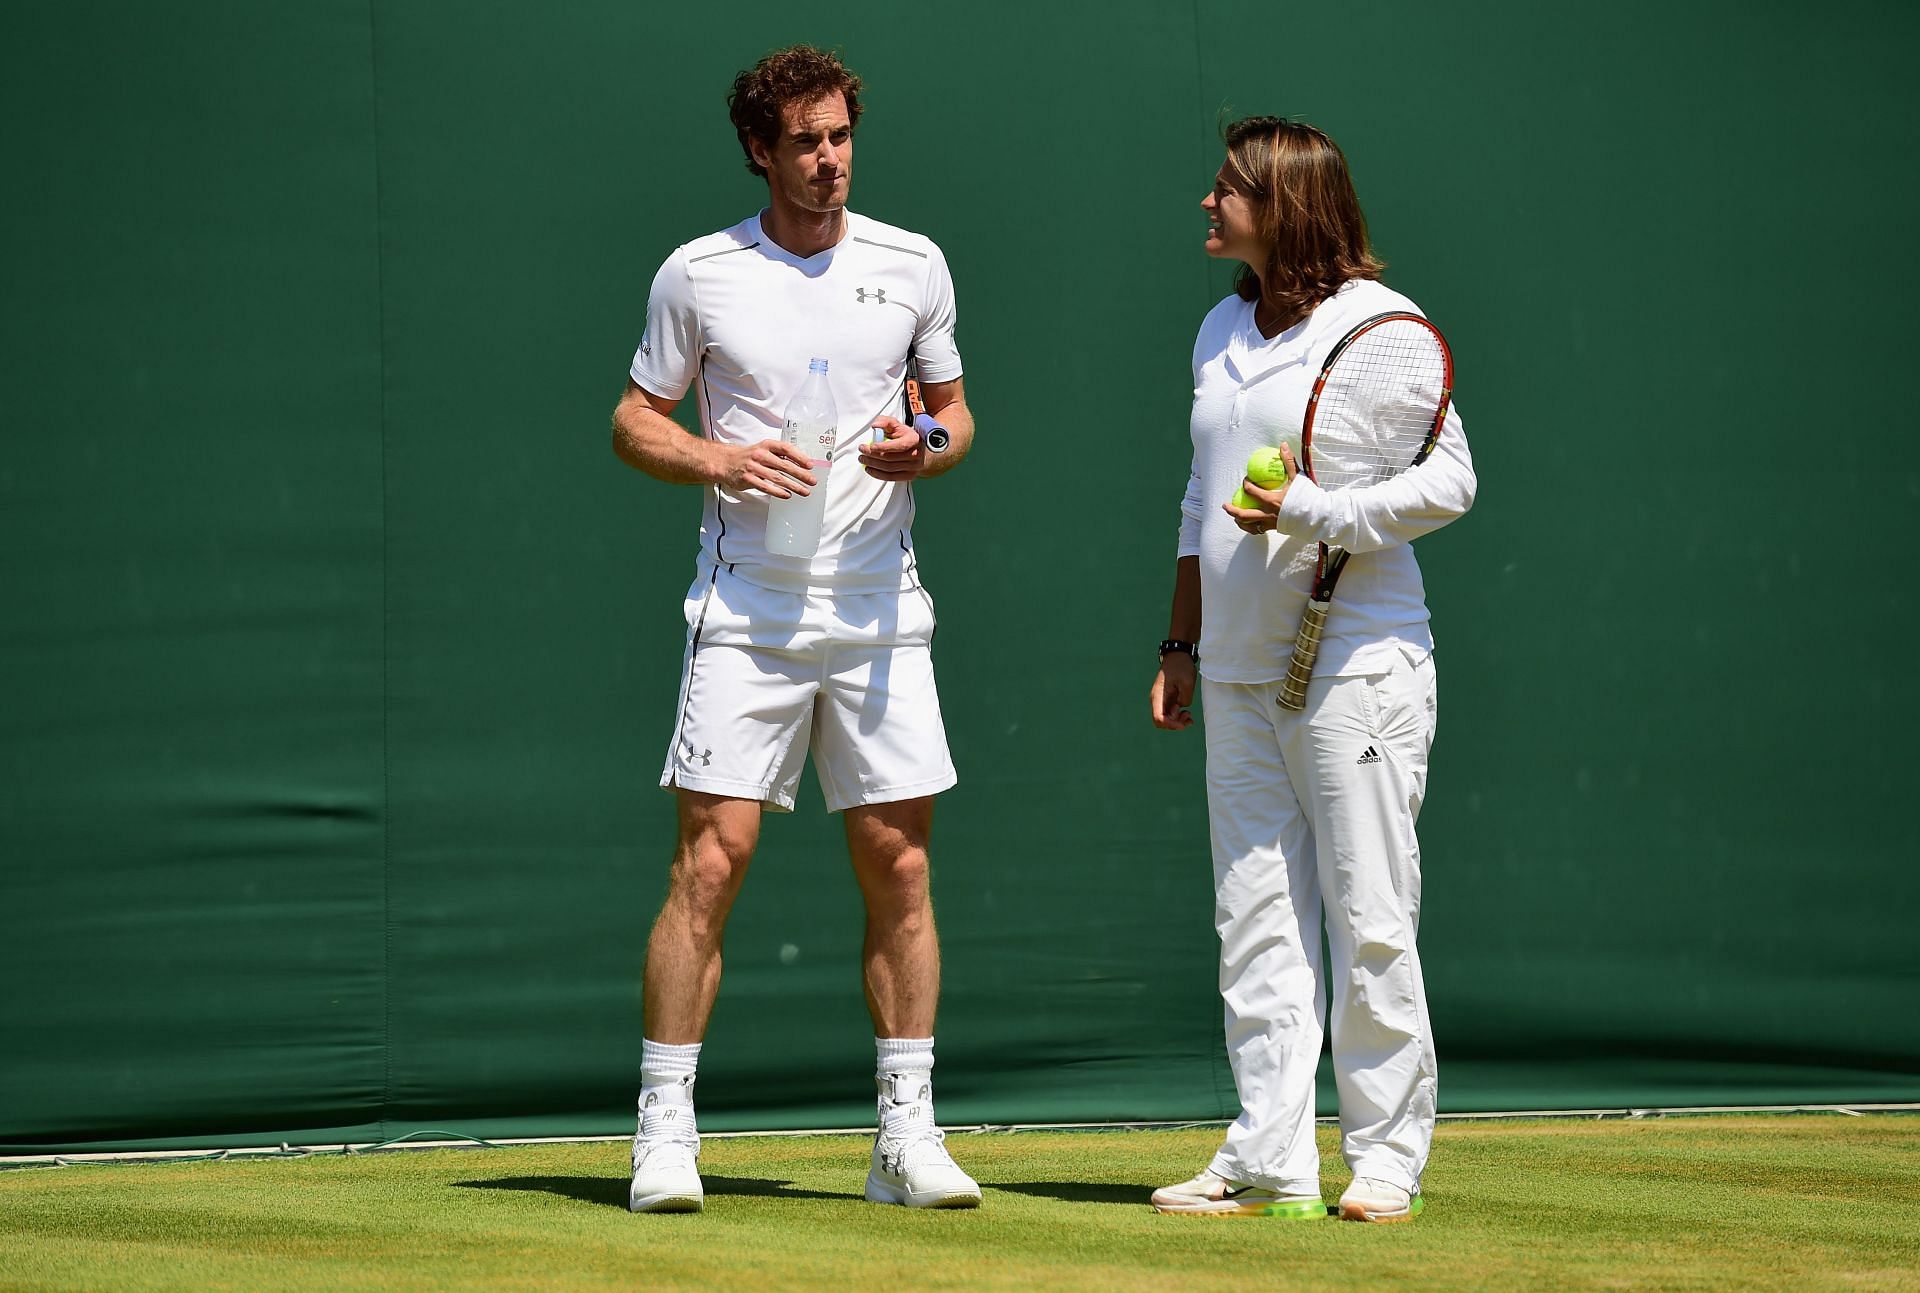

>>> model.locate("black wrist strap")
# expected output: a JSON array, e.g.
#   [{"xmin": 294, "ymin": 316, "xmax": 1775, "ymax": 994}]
[{"xmin": 1158, "ymin": 639, "xmax": 1199, "ymax": 662}]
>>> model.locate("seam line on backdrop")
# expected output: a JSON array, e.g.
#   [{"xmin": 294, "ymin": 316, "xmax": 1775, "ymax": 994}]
[
  {"xmin": 367, "ymin": 0, "xmax": 394, "ymax": 1144},
  {"xmin": 1190, "ymin": 0, "xmax": 1219, "ymax": 326},
  {"xmin": 1187, "ymin": 0, "xmax": 1240, "ymax": 1125}
]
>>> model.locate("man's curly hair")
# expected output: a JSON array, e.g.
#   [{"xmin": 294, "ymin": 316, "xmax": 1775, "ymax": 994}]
[{"xmin": 727, "ymin": 45, "xmax": 864, "ymax": 178}]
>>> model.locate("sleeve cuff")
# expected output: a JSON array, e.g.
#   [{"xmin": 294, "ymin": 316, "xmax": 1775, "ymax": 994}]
[
  {"xmin": 914, "ymin": 360, "xmax": 964, "ymax": 384},
  {"xmin": 1275, "ymin": 473, "xmax": 1326, "ymax": 535},
  {"xmin": 629, "ymin": 362, "xmax": 689, "ymax": 402}
]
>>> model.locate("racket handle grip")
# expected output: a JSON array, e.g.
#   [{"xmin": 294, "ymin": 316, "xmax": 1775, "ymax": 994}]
[
  {"xmin": 913, "ymin": 412, "xmax": 950, "ymax": 453},
  {"xmin": 1277, "ymin": 598, "xmax": 1330, "ymax": 711}
]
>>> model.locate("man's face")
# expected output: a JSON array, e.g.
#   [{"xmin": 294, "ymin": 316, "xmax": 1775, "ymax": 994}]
[{"xmin": 750, "ymin": 92, "xmax": 853, "ymax": 214}]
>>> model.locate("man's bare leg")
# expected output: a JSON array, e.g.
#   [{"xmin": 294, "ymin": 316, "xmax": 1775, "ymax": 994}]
[
  {"xmin": 643, "ymin": 789, "xmax": 764, "ymax": 1041},
  {"xmin": 844, "ymin": 795, "xmax": 939, "ymax": 1037},
  {"xmin": 630, "ymin": 789, "xmax": 761, "ymax": 1214},
  {"xmin": 845, "ymin": 795, "xmax": 978, "ymax": 1207}
]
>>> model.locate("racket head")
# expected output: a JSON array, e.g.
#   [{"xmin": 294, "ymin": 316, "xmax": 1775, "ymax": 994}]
[{"xmin": 1300, "ymin": 312, "xmax": 1453, "ymax": 490}]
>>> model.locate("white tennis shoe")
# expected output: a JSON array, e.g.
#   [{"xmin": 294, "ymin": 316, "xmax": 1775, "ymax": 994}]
[
  {"xmin": 629, "ymin": 1079, "xmax": 703, "ymax": 1214},
  {"xmin": 863, "ymin": 1073, "xmax": 981, "ymax": 1208},
  {"xmin": 1338, "ymin": 1175, "xmax": 1424, "ymax": 1223},
  {"xmin": 1150, "ymin": 1168, "xmax": 1326, "ymax": 1218}
]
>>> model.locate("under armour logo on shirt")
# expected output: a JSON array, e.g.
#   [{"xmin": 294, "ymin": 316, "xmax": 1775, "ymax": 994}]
[{"xmin": 855, "ymin": 287, "xmax": 887, "ymax": 305}]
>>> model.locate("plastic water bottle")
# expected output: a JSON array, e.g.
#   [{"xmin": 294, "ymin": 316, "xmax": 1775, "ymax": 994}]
[{"xmin": 765, "ymin": 358, "xmax": 837, "ymax": 558}]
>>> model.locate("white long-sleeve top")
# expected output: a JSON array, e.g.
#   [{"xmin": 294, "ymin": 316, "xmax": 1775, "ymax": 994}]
[{"xmin": 1178, "ymin": 278, "xmax": 1477, "ymax": 683}]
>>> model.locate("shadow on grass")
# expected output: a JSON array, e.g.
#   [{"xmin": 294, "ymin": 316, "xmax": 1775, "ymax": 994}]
[
  {"xmin": 989, "ymin": 1180, "xmax": 1153, "ymax": 1206},
  {"xmin": 455, "ymin": 1176, "xmax": 856, "ymax": 1208}
]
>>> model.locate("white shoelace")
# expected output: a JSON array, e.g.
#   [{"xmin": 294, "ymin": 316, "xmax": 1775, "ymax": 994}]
[
  {"xmin": 879, "ymin": 1105, "xmax": 959, "ymax": 1172},
  {"xmin": 635, "ymin": 1098, "xmax": 699, "ymax": 1171}
]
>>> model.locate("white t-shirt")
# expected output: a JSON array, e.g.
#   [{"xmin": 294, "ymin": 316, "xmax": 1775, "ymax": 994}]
[
  {"xmin": 1177, "ymin": 278, "xmax": 1477, "ymax": 682},
  {"xmin": 631, "ymin": 211, "xmax": 963, "ymax": 593}
]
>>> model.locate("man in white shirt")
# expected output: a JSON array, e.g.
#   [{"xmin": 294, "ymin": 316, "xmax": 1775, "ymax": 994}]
[{"xmin": 610, "ymin": 45, "xmax": 980, "ymax": 1214}]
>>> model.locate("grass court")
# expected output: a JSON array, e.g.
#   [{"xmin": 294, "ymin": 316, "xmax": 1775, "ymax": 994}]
[{"xmin": 2, "ymin": 1113, "xmax": 1914, "ymax": 1291}]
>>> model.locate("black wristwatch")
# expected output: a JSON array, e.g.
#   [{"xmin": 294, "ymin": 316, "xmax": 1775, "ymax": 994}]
[{"xmin": 1158, "ymin": 639, "xmax": 1199, "ymax": 663}]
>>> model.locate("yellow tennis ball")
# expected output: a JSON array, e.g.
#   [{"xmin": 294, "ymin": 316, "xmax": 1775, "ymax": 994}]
[{"xmin": 1232, "ymin": 447, "xmax": 1289, "ymax": 509}]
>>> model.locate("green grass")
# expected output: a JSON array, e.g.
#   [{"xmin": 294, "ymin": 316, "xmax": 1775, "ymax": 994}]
[{"xmin": 2, "ymin": 1115, "xmax": 1915, "ymax": 1292}]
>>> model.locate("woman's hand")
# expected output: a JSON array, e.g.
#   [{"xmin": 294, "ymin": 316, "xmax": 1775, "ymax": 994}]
[
  {"xmin": 1221, "ymin": 442, "xmax": 1299, "ymax": 536},
  {"xmin": 1150, "ymin": 653, "xmax": 1197, "ymax": 730}
]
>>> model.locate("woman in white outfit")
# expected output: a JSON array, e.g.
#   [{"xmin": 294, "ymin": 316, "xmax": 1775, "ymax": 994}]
[{"xmin": 1147, "ymin": 117, "xmax": 1476, "ymax": 1223}]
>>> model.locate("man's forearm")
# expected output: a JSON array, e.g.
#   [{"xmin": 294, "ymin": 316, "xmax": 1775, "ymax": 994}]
[
  {"xmin": 915, "ymin": 398, "xmax": 974, "ymax": 478},
  {"xmin": 612, "ymin": 405, "xmax": 721, "ymax": 486}
]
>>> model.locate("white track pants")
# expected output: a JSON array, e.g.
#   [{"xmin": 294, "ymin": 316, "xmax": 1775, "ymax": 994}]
[{"xmin": 1202, "ymin": 649, "xmax": 1438, "ymax": 1196}]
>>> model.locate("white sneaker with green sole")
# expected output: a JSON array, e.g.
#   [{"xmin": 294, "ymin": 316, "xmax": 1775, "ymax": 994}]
[{"xmin": 1151, "ymin": 1169, "xmax": 1327, "ymax": 1218}]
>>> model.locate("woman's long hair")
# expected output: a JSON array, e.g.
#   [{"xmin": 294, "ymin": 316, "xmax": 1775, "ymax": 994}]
[{"xmin": 1222, "ymin": 116, "xmax": 1384, "ymax": 328}]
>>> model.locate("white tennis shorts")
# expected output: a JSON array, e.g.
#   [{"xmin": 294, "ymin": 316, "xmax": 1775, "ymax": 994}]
[{"xmin": 659, "ymin": 563, "xmax": 957, "ymax": 813}]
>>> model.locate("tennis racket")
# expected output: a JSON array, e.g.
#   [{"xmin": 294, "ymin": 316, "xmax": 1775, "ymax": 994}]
[
  {"xmin": 903, "ymin": 354, "xmax": 950, "ymax": 452},
  {"xmin": 1276, "ymin": 310, "xmax": 1453, "ymax": 710}
]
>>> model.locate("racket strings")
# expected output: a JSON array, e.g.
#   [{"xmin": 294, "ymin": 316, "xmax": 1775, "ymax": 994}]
[{"xmin": 1308, "ymin": 322, "xmax": 1448, "ymax": 490}]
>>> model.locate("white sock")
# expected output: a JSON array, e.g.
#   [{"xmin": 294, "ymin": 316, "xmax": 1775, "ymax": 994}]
[
  {"xmin": 876, "ymin": 1036, "xmax": 935, "ymax": 1109},
  {"xmin": 640, "ymin": 1039, "xmax": 701, "ymax": 1107}
]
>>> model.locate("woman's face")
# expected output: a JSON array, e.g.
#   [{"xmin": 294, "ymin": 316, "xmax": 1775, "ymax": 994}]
[{"xmin": 1201, "ymin": 163, "xmax": 1266, "ymax": 266}]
